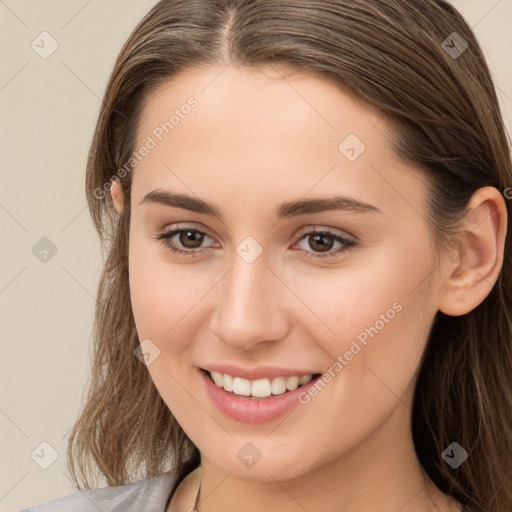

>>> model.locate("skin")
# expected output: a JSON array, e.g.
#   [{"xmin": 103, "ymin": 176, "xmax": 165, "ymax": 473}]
[{"xmin": 110, "ymin": 64, "xmax": 507, "ymax": 512}]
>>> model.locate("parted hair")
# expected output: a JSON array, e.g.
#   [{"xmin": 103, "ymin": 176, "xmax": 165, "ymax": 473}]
[{"xmin": 69, "ymin": 1, "xmax": 512, "ymax": 510}]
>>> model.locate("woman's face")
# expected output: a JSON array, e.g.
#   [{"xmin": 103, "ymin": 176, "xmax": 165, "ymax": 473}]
[{"xmin": 123, "ymin": 64, "xmax": 443, "ymax": 481}]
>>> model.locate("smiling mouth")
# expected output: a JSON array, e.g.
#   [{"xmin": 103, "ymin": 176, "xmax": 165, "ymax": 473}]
[{"xmin": 201, "ymin": 368, "xmax": 322, "ymax": 399}]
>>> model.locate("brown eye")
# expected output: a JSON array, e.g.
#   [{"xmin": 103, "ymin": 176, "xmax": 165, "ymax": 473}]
[
  {"xmin": 294, "ymin": 229, "xmax": 357, "ymax": 260},
  {"xmin": 177, "ymin": 229, "xmax": 205, "ymax": 249},
  {"xmin": 155, "ymin": 227, "xmax": 214, "ymax": 257},
  {"xmin": 307, "ymin": 233, "xmax": 335, "ymax": 253}
]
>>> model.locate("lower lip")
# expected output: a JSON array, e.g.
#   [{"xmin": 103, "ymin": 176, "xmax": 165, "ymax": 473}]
[{"xmin": 199, "ymin": 369, "xmax": 321, "ymax": 424}]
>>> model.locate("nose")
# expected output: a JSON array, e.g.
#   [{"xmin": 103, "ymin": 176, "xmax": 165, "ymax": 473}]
[{"xmin": 208, "ymin": 243, "xmax": 290, "ymax": 352}]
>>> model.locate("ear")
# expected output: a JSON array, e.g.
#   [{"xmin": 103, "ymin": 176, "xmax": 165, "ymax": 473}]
[
  {"xmin": 438, "ymin": 186, "xmax": 508, "ymax": 316},
  {"xmin": 110, "ymin": 178, "xmax": 124, "ymax": 214}
]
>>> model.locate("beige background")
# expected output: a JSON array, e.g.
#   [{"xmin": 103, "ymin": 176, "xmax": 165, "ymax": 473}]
[{"xmin": 1, "ymin": 1, "xmax": 511, "ymax": 510}]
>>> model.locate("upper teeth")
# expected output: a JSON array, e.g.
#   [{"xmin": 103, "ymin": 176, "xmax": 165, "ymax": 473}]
[{"xmin": 209, "ymin": 371, "xmax": 314, "ymax": 398}]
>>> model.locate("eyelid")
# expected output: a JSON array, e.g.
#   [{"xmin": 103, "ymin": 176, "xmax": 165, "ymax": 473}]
[
  {"xmin": 294, "ymin": 224, "xmax": 357, "ymax": 242},
  {"xmin": 158, "ymin": 222, "xmax": 217, "ymax": 244},
  {"xmin": 159, "ymin": 221, "xmax": 215, "ymax": 237}
]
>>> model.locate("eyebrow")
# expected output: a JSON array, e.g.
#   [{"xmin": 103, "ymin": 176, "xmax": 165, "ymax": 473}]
[{"xmin": 139, "ymin": 189, "xmax": 382, "ymax": 219}]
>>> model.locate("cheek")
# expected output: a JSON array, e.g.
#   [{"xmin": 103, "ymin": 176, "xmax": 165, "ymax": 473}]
[
  {"xmin": 128, "ymin": 234, "xmax": 218, "ymax": 356},
  {"xmin": 288, "ymin": 242, "xmax": 434, "ymax": 353},
  {"xmin": 291, "ymin": 240, "xmax": 437, "ymax": 399},
  {"xmin": 127, "ymin": 238, "xmax": 210, "ymax": 414},
  {"xmin": 276, "ymin": 247, "xmax": 436, "ymax": 458}
]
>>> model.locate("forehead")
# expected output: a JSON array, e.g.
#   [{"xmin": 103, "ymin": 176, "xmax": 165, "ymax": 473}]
[
  {"xmin": 135, "ymin": 63, "xmax": 383, "ymax": 150},
  {"xmin": 130, "ymin": 64, "xmax": 427, "ymax": 221}
]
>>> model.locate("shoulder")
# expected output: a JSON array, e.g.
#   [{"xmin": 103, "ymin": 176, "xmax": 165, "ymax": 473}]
[{"xmin": 18, "ymin": 470, "xmax": 178, "ymax": 512}]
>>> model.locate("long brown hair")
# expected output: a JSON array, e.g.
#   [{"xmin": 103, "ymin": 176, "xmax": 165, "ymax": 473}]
[{"xmin": 69, "ymin": 1, "xmax": 512, "ymax": 510}]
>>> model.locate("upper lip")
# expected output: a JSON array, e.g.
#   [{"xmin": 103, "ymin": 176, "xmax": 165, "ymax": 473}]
[{"xmin": 201, "ymin": 364, "xmax": 321, "ymax": 381}]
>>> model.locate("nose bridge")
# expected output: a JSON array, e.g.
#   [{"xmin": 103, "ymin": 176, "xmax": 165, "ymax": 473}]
[{"xmin": 209, "ymin": 240, "xmax": 289, "ymax": 349}]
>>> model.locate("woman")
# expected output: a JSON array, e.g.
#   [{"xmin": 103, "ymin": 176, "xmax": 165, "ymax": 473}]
[{"xmin": 21, "ymin": 0, "xmax": 512, "ymax": 511}]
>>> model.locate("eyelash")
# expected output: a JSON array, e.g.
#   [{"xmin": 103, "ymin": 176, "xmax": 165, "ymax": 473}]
[{"xmin": 154, "ymin": 225, "xmax": 357, "ymax": 261}]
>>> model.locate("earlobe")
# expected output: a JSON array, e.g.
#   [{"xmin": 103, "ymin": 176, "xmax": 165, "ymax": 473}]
[
  {"xmin": 110, "ymin": 178, "xmax": 124, "ymax": 214},
  {"xmin": 438, "ymin": 186, "xmax": 508, "ymax": 316}
]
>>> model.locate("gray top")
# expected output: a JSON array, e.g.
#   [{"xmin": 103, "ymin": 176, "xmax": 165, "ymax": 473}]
[
  {"xmin": 18, "ymin": 470, "xmax": 473, "ymax": 512},
  {"xmin": 18, "ymin": 470, "xmax": 179, "ymax": 512}
]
